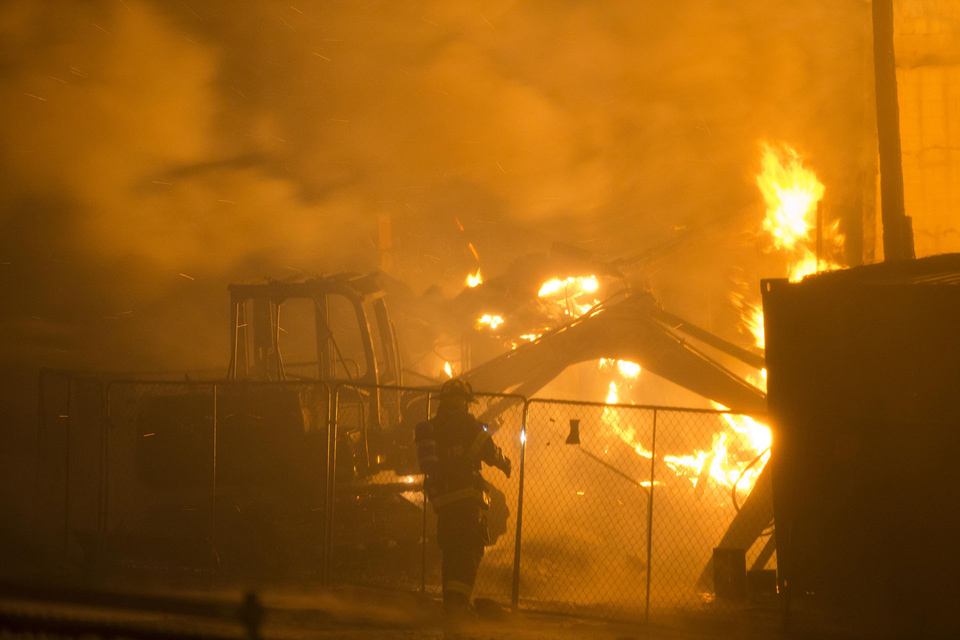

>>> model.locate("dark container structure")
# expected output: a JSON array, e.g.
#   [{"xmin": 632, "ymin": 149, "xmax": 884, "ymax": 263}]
[{"xmin": 762, "ymin": 253, "xmax": 960, "ymax": 637}]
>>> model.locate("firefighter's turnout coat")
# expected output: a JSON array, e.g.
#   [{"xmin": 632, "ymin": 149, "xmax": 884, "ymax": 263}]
[
  {"xmin": 415, "ymin": 406, "xmax": 502, "ymax": 510},
  {"xmin": 415, "ymin": 405, "xmax": 505, "ymax": 604}
]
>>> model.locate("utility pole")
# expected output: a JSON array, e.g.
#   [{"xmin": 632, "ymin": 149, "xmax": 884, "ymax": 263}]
[{"xmin": 872, "ymin": 0, "xmax": 915, "ymax": 260}]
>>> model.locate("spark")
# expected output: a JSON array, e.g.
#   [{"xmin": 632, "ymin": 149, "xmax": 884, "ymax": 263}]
[
  {"xmin": 91, "ymin": 22, "xmax": 109, "ymax": 34},
  {"xmin": 312, "ymin": 53, "xmax": 332, "ymax": 61},
  {"xmin": 179, "ymin": 273, "xmax": 195, "ymax": 280},
  {"xmin": 24, "ymin": 93, "xmax": 46, "ymax": 102},
  {"xmin": 496, "ymin": 162, "xmax": 506, "ymax": 173},
  {"xmin": 468, "ymin": 243, "xmax": 480, "ymax": 261},
  {"xmin": 289, "ymin": 5, "xmax": 302, "ymax": 13},
  {"xmin": 152, "ymin": 181, "xmax": 172, "ymax": 186},
  {"xmin": 329, "ymin": 118, "xmax": 349, "ymax": 123},
  {"xmin": 480, "ymin": 13, "xmax": 495, "ymax": 30},
  {"xmin": 143, "ymin": 433, "xmax": 156, "ymax": 437}
]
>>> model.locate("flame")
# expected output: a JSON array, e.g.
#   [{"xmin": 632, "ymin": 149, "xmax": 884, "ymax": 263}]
[
  {"xmin": 605, "ymin": 380, "xmax": 618, "ymax": 404},
  {"xmin": 601, "ymin": 381, "xmax": 654, "ymax": 459},
  {"xmin": 538, "ymin": 275, "xmax": 598, "ymax": 298},
  {"xmin": 537, "ymin": 275, "xmax": 601, "ymax": 320},
  {"xmin": 743, "ymin": 302, "xmax": 764, "ymax": 349},
  {"xmin": 466, "ymin": 268, "xmax": 482, "ymax": 288},
  {"xmin": 477, "ymin": 314, "xmax": 504, "ymax": 329},
  {"xmin": 600, "ymin": 358, "xmax": 642, "ymax": 378},
  {"xmin": 660, "ymin": 406, "xmax": 772, "ymax": 493},
  {"xmin": 758, "ymin": 142, "xmax": 824, "ymax": 251},
  {"xmin": 443, "ymin": 361, "xmax": 453, "ymax": 378},
  {"xmin": 787, "ymin": 241, "xmax": 845, "ymax": 282},
  {"xmin": 736, "ymin": 142, "xmax": 846, "ymax": 353},
  {"xmin": 598, "ymin": 365, "xmax": 771, "ymax": 495}
]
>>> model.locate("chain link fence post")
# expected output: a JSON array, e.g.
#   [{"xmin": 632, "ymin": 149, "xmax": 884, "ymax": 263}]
[
  {"xmin": 211, "ymin": 383, "xmax": 218, "ymax": 580},
  {"xmin": 644, "ymin": 408, "xmax": 657, "ymax": 623},
  {"xmin": 420, "ymin": 390, "xmax": 432, "ymax": 595},
  {"xmin": 510, "ymin": 401, "xmax": 528, "ymax": 612},
  {"xmin": 323, "ymin": 383, "xmax": 339, "ymax": 587}
]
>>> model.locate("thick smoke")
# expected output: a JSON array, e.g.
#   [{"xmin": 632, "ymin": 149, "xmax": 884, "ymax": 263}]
[{"xmin": 0, "ymin": 0, "xmax": 872, "ymax": 370}]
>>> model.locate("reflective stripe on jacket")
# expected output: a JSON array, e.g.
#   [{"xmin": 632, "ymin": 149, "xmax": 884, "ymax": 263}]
[{"xmin": 419, "ymin": 407, "xmax": 502, "ymax": 509}]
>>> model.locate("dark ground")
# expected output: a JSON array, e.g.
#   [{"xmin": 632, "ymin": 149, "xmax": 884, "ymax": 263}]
[{"xmin": 0, "ymin": 583, "xmax": 786, "ymax": 640}]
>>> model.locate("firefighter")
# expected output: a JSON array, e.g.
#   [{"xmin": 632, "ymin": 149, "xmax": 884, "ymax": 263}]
[{"xmin": 415, "ymin": 378, "xmax": 512, "ymax": 615}]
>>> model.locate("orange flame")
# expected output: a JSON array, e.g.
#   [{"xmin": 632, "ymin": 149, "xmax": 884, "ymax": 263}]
[
  {"xmin": 537, "ymin": 275, "xmax": 601, "ymax": 320},
  {"xmin": 466, "ymin": 268, "xmax": 482, "ymax": 288},
  {"xmin": 758, "ymin": 142, "xmax": 824, "ymax": 251},
  {"xmin": 736, "ymin": 142, "xmax": 846, "ymax": 354},
  {"xmin": 477, "ymin": 314, "xmax": 504, "ymax": 329}
]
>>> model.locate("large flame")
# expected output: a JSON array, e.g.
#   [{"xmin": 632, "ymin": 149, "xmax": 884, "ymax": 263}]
[
  {"xmin": 758, "ymin": 142, "xmax": 824, "ymax": 251},
  {"xmin": 737, "ymin": 142, "xmax": 846, "ymax": 351},
  {"xmin": 660, "ymin": 405, "xmax": 771, "ymax": 493},
  {"xmin": 537, "ymin": 275, "xmax": 601, "ymax": 320},
  {"xmin": 598, "ymin": 357, "xmax": 770, "ymax": 497}
]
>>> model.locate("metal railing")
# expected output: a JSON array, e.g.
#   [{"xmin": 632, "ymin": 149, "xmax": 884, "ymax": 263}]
[{"xmin": 37, "ymin": 371, "xmax": 774, "ymax": 622}]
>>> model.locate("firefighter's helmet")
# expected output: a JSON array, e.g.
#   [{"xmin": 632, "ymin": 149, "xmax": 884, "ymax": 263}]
[{"xmin": 439, "ymin": 378, "xmax": 475, "ymax": 402}]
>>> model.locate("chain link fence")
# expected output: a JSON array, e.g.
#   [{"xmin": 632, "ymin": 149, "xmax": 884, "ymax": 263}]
[
  {"xmin": 38, "ymin": 372, "xmax": 771, "ymax": 622},
  {"xmin": 327, "ymin": 383, "xmax": 525, "ymax": 608},
  {"xmin": 518, "ymin": 399, "xmax": 654, "ymax": 618}
]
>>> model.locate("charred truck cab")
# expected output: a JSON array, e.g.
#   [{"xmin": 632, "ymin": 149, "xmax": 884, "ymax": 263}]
[
  {"xmin": 226, "ymin": 272, "xmax": 402, "ymax": 387},
  {"xmin": 226, "ymin": 272, "xmax": 404, "ymax": 478},
  {"xmin": 99, "ymin": 273, "xmax": 415, "ymax": 579}
]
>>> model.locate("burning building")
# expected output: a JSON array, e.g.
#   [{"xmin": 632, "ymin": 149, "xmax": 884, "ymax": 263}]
[{"xmin": 1, "ymin": 0, "xmax": 959, "ymax": 634}]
